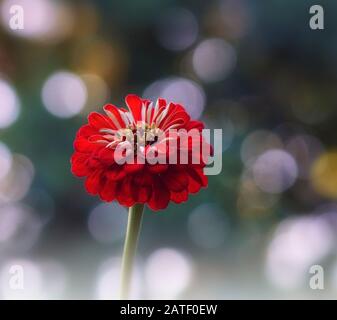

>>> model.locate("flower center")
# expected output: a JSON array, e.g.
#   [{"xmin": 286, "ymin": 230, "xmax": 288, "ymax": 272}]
[{"xmin": 101, "ymin": 122, "xmax": 164, "ymax": 151}]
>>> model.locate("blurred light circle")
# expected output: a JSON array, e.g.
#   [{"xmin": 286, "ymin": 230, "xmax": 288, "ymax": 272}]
[
  {"xmin": 237, "ymin": 171, "xmax": 280, "ymax": 217},
  {"xmin": 42, "ymin": 71, "xmax": 87, "ymax": 118},
  {"xmin": 71, "ymin": 39, "xmax": 127, "ymax": 87},
  {"xmin": 188, "ymin": 204, "xmax": 227, "ymax": 249},
  {"xmin": 252, "ymin": 149, "xmax": 298, "ymax": 194},
  {"xmin": 285, "ymin": 134, "xmax": 324, "ymax": 180},
  {"xmin": 145, "ymin": 248, "xmax": 193, "ymax": 299},
  {"xmin": 156, "ymin": 7, "xmax": 198, "ymax": 51},
  {"xmin": 71, "ymin": 2, "xmax": 99, "ymax": 37},
  {"xmin": 88, "ymin": 202, "xmax": 127, "ymax": 244},
  {"xmin": 0, "ymin": 142, "xmax": 12, "ymax": 181},
  {"xmin": 96, "ymin": 258, "xmax": 142, "ymax": 300},
  {"xmin": 311, "ymin": 151, "xmax": 337, "ymax": 199},
  {"xmin": 143, "ymin": 78, "xmax": 171, "ymax": 101},
  {"xmin": 143, "ymin": 77, "xmax": 205, "ymax": 119},
  {"xmin": 218, "ymin": 0, "xmax": 252, "ymax": 39},
  {"xmin": 204, "ymin": 0, "xmax": 251, "ymax": 41},
  {"xmin": 0, "ymin": 0, "xmax": 73, "ymax": 42},
  {"xmin": 81, "ymin": 74, "xmax": 110, "ymax": 112},
  {"xmin": 0, "ymin": 154, "xmax": 35, "ymax": 203},
  {"xmin": 265, "ymin": 216, "xmax": 333, "ymax": 289},
  {"xmin": 161, "ymin": 78, "xmax": 205, "ymax": 119},
  {"xmin": 192, "ymin": 38, "xmax": 236, "ymax": 82},
  {"xmin": 0, "ymin": 78, "xmax": 20, "ymax": 128},
  {"xmin": 240, "ymin": 130, "xmax": 283, "ymax": 167},
  {"xmin": 39, "ymin": 260, "xmax": 67, "ymax": 298},
  {"xmin": 0, "ymin": 258, "xmax": 43, "ymax": 299},
  {"xmin": 0, "ymin": 204, "xmax": 43, "ymax": 251},
  {"xmin": 290, "ymin": 88, "xmax": 331, "ymax": 125}
]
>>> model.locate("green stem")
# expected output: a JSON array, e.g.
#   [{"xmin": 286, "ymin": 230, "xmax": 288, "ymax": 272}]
[{"xmin": 119, "ymin": 203, "xmax": 144, "ymax": 300}]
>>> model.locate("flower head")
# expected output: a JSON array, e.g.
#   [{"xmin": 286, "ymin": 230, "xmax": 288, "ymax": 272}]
[{"xmin": 71, "ymin": 94, "xmax": 211, "ymax": 210}]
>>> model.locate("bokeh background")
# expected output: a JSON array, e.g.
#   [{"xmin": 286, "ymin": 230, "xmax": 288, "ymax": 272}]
[{"xmin": 1, "ymin": 0, "xmax": 337, "ymax": 299}]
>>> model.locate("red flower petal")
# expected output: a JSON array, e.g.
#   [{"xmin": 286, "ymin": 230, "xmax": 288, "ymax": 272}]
[
  {"xmin": 74, "ymin": 136, "xmax": 100, "ymax": 153},
  {"xmin": 131, "ymin": 172, "xmax": 152, "ymax": 202},
  {"xmin": 97, "ymin": 148, "xmax": 115, "ymax": 166},
  {"xmin": 71, "ymin": 152, "xmax": 90, "ymax": 177},
  {"xmin": 88, "ymin": 112, "xmax": 113, "ymax": 131},
  {"xmin": 106, "ymin": 165, "xmax": 127, "ymax": 181},
  {"xmin": 124, "ymin": 162, "xmax": 145, "ymax": 173},
  {"xmin": 85, "ymin": 169, "xmax": 103, "ymax": 195},
  {"xmin": 100, "ymin": 179, "xmax": 118, "ymax": 202},
  {"xmin": 158, "ymin": 98, "xmax": 167, "ymax": 108},
  {"xmin": 125, "ymin": 94, "xmax": 143, "ymax": 122},
  {"xmin": 117, "ymin": 177, "xmax": 135, "ymax": 207},
  {"xmin": 163, "ymin": 168, "xmax": 189, "ymax": 192},
  {"xmin": 170, "ymin": 189, "xmax": 188, "ymax": 203},
  {"xmin": 147, "ymin": 164, "xmax": 168, "ymax": 173},
  {"xmin": 103, "ymin": 104, "xmax": 126, "ymax": 129},
  {"xmin": 186, "ymin": 120, "xmax": 205, "ymax": 131},
  {"xmin": 187, "ymin": 166, "xmax": 208, "ymax": 193},
  {"xmin": 148, "ymin": 176, "xmax": 170, "ymax": 210},
  {"xmin": 77, "ymin": 124, "xmax": 96, "ymax": 138}
]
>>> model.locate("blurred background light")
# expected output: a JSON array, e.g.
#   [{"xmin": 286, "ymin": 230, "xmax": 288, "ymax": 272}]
[
  {"xmin": 0, "ymin": 204, "xmax": 43, "ymax": 252},
  {"xmin": 265, "ymin": 215, "xmax": 334, "ymax": 290},
  {"xmin": 81, "ymin": 74, "xmax": 110, "ymax": 113},
  {"xmin": 285, "ymin": 134, "xmax": 324, "ymax": 180},
  {"xmin": 145, "ymin": 248, "xmax": 193, "ymax": 299},
  {"xmin": 39, "ymin": 260, "xmax": 67, "ymax": 299},
  {"xmin": 188, "ymin": 204, "xmax": 228, "ymax": 249},
  {"xmin": 252, "ymin": 149, "xmax": 298, "ymax": 194},
  {"xmin": 204, "ymin": 0, "xmax": 252, "ymax": 40},
  {"xmin": 237, "ymin": 170, "xmax": 280, "ymax": 217},
  {"xmin": 88, "ymin": 202, "xmax": 127, "ymax": 244},
  {"xmin": 0, "ymin": 142, "xmax": 12, "ymax": 181},
  {"xmin": 155, "ymin": 7, "xmax": 198, "ymax": 51},
  {"xmin": 41, "ymin": 71, "xmax": 87, "ymax": 118},
  {"xmin": 290, "ymin": 85, "xmax": 332, "ymax": 125},
  {"xmin": 71, "ymin": 39, "xmax": 128, "ymax": 87},
  {"xmin": 192, "ymin": 38, "xmax": 236, "ymax": 82},
  {"xmin": 311, "ymin": 151, "xmax": 337, "ymax": 199},
  {"xmin": 143, "ymin": 78, "xmax": 170, "ymax": 101},
  {"xmin": 240, "ymin": 130, "xmax": 283, "ymax": 167},
  {"xmin": 0, "ymin": 78, "xmax": 20, "ymax": 128},
  {"xmin": 143, "ymin": 77, "xmax": 205, "ymax": 119},
  {"xmin": 95, "ymin": 257, "xmax": 142, "ymax": 300},
  {"xmin": 0, "ymin": 154, "xmax": 35, "ymax": 203}
]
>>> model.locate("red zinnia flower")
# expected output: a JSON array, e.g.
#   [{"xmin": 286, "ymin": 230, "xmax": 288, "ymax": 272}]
[{"xmin": 71, "ymin": 94, "xmax": 210, "ymax": 210}]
